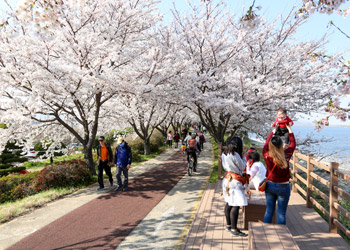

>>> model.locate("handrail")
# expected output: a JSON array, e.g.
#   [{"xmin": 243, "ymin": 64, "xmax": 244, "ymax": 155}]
[
  {"xmin": 310, "ymin": 197, "xmax": 330, "ymax": 218},
  {"xmin": 310, "ymin": 159, "xmax": 330, "ymax": 171},
  {"xmin": 310, "ymin": 184, "xmax": 329, "ymax": 202},
  {"xmin": 310, "ymin": 172, "xmax": 330, "ymax": 187},
  {"xmin": 334, "ymin": 186, "xmax": 350, "ymax": 201},
  {"xmin": 296, "ymin": 173, "xmax": 307, "ymax": 185},
  {"xmin": 295, "ymin": 163, "xmax": 307, "ymax": 173},
  {"xmin": 290, "ymin": 151, "xmax": 349, "ymax": 238},
  {"xmin": 335, "ymin": 170, "xmax": 350, "ymax": 182},
  {"xmin": 333, "ymin": 202, "xmax": 350, "ymax": 220}
]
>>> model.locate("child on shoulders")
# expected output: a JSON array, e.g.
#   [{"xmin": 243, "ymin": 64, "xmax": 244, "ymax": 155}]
[{"xmin": 272, "ymin": 108, "xmax": 293, "ymax": 149}]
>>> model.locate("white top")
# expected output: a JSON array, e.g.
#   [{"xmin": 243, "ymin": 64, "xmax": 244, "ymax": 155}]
[
  {"xmin": 247, "ymin": 162, "xmax": 267, "ymax": 191},
  {"xmin": 221, "ymin": 152, "xmax": 247, "ymax": 206},
  {"xmin": 167, "ymin": 133, "xmax": 173, "ymax": 140}
]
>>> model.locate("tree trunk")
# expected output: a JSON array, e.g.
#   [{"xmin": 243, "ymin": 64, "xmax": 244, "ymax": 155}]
[
  {"xmin": 84, "ymin": 145, "xmax": 96, "ymax": 175},
  {"xmin": 144, "ymin": 138, "xmax": 151, "ymax": 155}
]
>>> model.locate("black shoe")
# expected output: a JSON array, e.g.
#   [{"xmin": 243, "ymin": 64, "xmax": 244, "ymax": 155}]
[
  {"xmin": 110, "ymin": 181, "xmax": 113, "ymax": 187},
  {"xmin": 97, "ymin": 187, "xmax": 104, "ymax": 191},
  {"xmin": 123, "ymin": 187, "xmax": 128, "ymax": 192},
  {"xmin": 225, "ymin": 226, "xmax": 231, "ymax": 231},
  {"xmin": 230, "ymin": 229, "xmax": 247, "ymax": 237},
  {"xmin": 115, "ymin": 186, "xmax": 122, "ymax": 191}
]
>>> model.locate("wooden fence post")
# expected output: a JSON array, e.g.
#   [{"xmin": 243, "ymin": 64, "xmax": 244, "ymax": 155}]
[
  {"xmin": 218, "ymin": 143, "xmax": 222, "ymax": 179},
  {"xmin": 306, "ymin": 154, "xmax": 314, "ymax": 208},
  {"xmin": 329, "ymin": 162, "xmax": 339, "ymax": 233},
  {"xmin": 292, "ymin": 150, "xmax": 298, "ymax": 193}
]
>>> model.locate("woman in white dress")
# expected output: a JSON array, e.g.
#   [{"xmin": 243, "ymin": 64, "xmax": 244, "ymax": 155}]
[
  {"xmin": 246, "ymin": 151, "xmax": 267, "ymax": 191},
  {"xmin": 222, "ymin": 137, "xmax": 248, "ymax": 237}
]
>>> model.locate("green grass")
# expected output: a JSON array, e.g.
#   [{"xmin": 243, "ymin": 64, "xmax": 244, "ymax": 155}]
[
  {"xmin": 208, "ymin": 137, "xmax": 219, "ymax": 183},
  {"xmin": 0, "ymin": 187, "xmax": 77, "ymax": 223},
  {"xmin": 23, "ymin": 153, "xmax": 84, "ymax": 170},
  {"xmin": 132, "ymin": 145, "xmax": 167, "ymax": 164}
]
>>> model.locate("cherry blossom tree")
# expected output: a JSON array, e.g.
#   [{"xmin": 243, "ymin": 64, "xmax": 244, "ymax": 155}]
[
  {"xmin": 0, "ymin": 0, "xmax": 160, "ymax": 174},
  {"xmin": 111, "ymin": 26, "xmax": 186, "ymax": 155},
  {"xmin": 170, "ymin": 0, "xmax": 340, "ymax": 144}
]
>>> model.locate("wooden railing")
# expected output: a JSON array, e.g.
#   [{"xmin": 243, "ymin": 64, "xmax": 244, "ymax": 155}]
[{"xmin": 290, "ymin": 150, "xmax": 350, "ymax": 238}]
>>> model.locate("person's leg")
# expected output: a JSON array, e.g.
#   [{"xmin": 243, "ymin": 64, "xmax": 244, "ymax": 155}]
[
  {"xmin": 193, "ymin": 151, "xmax": 197, "ymax": 171},
  {"xmin": 105, "ymin": 164, "xmax": 113, "ymax": 186},
  {"xmin": 116, "ymin": 166, "xmax": 122, "ymax": 188},
  {"xmin": 224, "ymin": 203, "xmax": 232, "ymax": 229},
  {"xmin": 122, "ymin": 167, "xmax": 129, "ymax": 190},
  {"xmin": 276, "ymin": 184, "xmax": 291, "ymax": 224},
  {"xmin": 264, "ymin": 182, "xmax": 277, "ymax": 223},
  {"xmin": 230, "ymin": 206, "xmax": 240, "ymax": 230},
  {"xmin": 97, "ymin": 162, "xmax": 104, "ymax": 188},
  {"xmin": 230, "ymin": 206, "xmax": 247, "ymax": 236}
]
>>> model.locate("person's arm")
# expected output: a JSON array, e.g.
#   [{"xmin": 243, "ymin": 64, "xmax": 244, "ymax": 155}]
[
  {"xmin": 263, "ymin": 131, "xmax": 274, "ymax": 156},
  {"xmin": 114, "ymin": 147, "xmax": 118, "ymax": 165},
  {"xmin": 286, "ymin": 116, "xmax": 294, "ymax": 126},
  {"xmin": 127, "ymin": 145, "xmax": 132, "ymax": 168},
  {"xmin": 285, "ymin": 125, "xmax": 296, "ymax": 160}
]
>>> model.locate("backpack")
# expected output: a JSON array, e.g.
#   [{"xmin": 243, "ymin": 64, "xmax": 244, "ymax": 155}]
[{"xmin": 188, "ymin": 139, "xmax": 197, "ymax": 150}]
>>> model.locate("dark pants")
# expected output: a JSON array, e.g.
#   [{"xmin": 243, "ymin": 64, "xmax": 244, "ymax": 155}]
[
  {"xmin": 187, "ymin": 150, "xmax": 197, "ymax": 169},
  {"xmin": 168, "ymin": 140, "xmax": 172, "ymax": 148},
  {"xmin": 98, "ymin": 160, "xmax": 113, "ymax": 188},
  {"xmin": 275, "ymin": 127, "xmax": 289, "ymax": 145},
  {"xmin": 224, "ymin": 203, "xmax": 240, "ymax": 229},
  {"xmin": 200, "ymin": 141, "xmax": 204, "ymax": 150},
  {"xmin": 116, "ymin": 166, "xmax": 129, "ymax": 188}
]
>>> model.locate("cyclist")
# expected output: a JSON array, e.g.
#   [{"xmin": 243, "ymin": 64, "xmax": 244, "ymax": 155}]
[{"xmin": 186, "ymin": 133, "xmax": 201, "ymax": 171}]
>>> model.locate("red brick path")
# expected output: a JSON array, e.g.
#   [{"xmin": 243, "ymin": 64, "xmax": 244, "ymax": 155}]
[{"xmin": 8, "ymin": 151, "xmax": 187, "ymax": 250}]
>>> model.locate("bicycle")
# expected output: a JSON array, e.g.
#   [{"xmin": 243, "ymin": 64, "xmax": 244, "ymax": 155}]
[{"xmin": 188, "ymin": 155, "xmax": 196, "ymax": 176}]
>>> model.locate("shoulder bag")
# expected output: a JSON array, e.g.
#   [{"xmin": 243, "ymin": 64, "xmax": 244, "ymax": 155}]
[{"xmin": 258, "ymin": 163, "xmax": 277, "ymax": 192}]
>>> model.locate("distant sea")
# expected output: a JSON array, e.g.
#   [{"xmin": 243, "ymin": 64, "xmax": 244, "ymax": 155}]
[{"xmin": 249, "ymin": 125, "xmax": 350, "ymax": 173}]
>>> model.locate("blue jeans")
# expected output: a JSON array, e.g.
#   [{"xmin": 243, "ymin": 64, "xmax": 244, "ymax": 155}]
[
  {"xmin": 264, "ymin": 181, "xmax": 291, "ymax": 224},
  {"xmin": 116, "ymin": 166, "xmax": 128, "ymax": 188}
]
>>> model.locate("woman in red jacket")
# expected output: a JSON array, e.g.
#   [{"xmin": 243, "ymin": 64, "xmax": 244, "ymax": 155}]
[{"xmin": 262, "ymin": 124, "xmax": 296, "ymax": 224}]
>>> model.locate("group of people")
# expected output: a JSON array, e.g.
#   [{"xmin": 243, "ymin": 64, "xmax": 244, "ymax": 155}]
[
  {"xmin": 96, "ymin": 136, "xmax": 132, "ymax": 192},
  {"xmin": 222, "ymin": 108, "xmax": 296, "ymax": 237}
]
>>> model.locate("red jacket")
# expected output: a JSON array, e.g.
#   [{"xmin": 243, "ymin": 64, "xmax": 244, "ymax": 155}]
[
  {"xmin": 272, "ymin": 116, "xmax": 293, "ymax": 128},
  {"xmin": 262, "ymin": 132, "xmax": 296, "ymax": 183}
]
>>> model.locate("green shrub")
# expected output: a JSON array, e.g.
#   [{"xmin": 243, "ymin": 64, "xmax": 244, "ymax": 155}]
[
  {"xmin": 35, "ymin": 159, "xmax": 93, "ymax": 191},
  {"xmin": 131, "ymin": 149, "xmax": 142, "ymax": 162},
  {"xmin": 0, "ymin": 172, "xmax": 38, "ymax": 203},
  {"xmin": 0, "ymin": 167, "xmax": 26, "ymax": 177},
  {"xmin": 0, "ymin": 163, "xmax": 12, "ymax": 170}
]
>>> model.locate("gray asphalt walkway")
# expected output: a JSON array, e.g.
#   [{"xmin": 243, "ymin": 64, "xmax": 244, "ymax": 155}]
[
  {"xmin": 117, "ymin": 142, "xmax": 213, "ymax": 250},
  {"xmin": 0, "ymin": 141, "xmax": 213, "ymax": 250}
]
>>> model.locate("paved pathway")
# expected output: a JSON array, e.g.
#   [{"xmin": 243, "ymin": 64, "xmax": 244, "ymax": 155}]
[{"xmin": 1, "ymin": 141, "xmax": 213, "ymax": 250}]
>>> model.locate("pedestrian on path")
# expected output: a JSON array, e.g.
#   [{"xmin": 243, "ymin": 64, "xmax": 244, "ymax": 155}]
[
  {"xmin": 96, "ymin": 136, "xmax": 114, "ymax": 191},
  {"xmin": 199, "ymin": 132, "xmax": 205, "ymax": 150},
  {"xmin": 221, "ymin": 138, "xmax": 248, "ymax": 237},
  {"xmin": 167, "ymin": 131, "xmax": 173, "ymax": 148},
  {"xmin": 262, "ymin": 124, "xmax": 296, "ymax": 224},
  {"xmin": 114, "ymin": 137, "xmax": 132, "ymax": 192},
  {"xmin": 174, "ymin": 131, "xmax": 180, "ymax": 148}
]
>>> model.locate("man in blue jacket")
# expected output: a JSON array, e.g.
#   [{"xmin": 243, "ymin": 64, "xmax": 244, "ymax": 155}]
[{"xmin": 114, "ymin": 137, "xmax": 132, "ymax": 191}]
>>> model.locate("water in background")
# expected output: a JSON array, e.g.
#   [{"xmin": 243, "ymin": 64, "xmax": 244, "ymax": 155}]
[{"xmin": 249, "ymin": 125, "xmax": 350, "ymax": 172}]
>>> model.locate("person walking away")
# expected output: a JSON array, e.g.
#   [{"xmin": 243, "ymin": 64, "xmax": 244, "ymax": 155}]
[
  {"xmin": 199, "ymin": 133, "xmax": 206, "ymax": 150},
  {"xmin": 114, "ymin": 137, "xmax": 132, "ymax": 192},
  {"xmin": 222, "ymin": 138, "xmax": 248, "ymax": 237},
  {"xmin": 174, "ymin": 131, "xmax": 180, "ymax": 148},
  {"xmin": 184, "ymin": 132, "xmax": 192, "ymax": 146},
  {"xmin": 96, "ymin": 136, "xmax": 114, "ymax": 191},
  {"xmin": 271, "ymin": 108, "xmax": 294, "ymax": 149},
  {"xmin": 246, "ymin": 151, "xmax": 266, "ymax": 191},
  {"xmin": 186, "ymin": 133, "xmax": 201, "ymax": 172},
  {"xmin": 167, "ymin": 131, "xmax": 173, "ymax": 148},
  {"xmin": 262, "ymin": 125, "xmax": 296, "ymax": 224}
]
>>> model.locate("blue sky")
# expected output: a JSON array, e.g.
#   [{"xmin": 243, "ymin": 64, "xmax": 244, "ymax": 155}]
[{"xmin": 1, "ymin": 0, "xmax": 350, "ymax": 125}]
